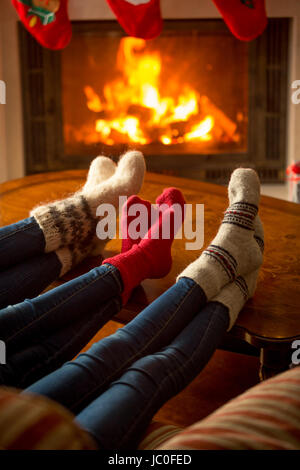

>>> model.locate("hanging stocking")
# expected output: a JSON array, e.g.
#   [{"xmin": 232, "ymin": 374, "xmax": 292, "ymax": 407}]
[
  {"xmin": 212, "ymin": 0, "xmax": 268, "ymax": 41},
  {"xmin": 12, "ymin": 0, "xmax": 72, "ymax": 50},
  {"xmin": 106, "ymin": 0, "xmax": 163, "ymax": 40}
]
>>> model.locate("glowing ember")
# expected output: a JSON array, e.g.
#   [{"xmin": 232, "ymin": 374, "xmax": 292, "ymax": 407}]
[{"xmin": 83, "ymin": 37, "xmax": 239, "ymax": 147}]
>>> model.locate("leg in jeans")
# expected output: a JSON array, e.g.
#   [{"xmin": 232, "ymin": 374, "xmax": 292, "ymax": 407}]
[
  {"xmin": 25, "ymin": 277, "xmax": 207, "ymax": 413},
  {"xmin": 75, "ymin": 301, "xmax": 229, "ymax": 449},
  {"xmin": 0, "ymin": 252, "xmax": 62, "ymax": 309},
  {"xmin": 0, "ymin": 264, "xmax": 123, "ymax": 387},
  {"xmin": 0, "ymin": 217, "xmax": 63, "ymax": 308},
  {"xmin": 0, "ymin": 217, "xmax": 46, "ymax": 268}
]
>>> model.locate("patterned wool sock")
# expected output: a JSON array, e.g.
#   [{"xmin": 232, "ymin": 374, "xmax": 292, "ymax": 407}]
[
  {"xmin": 104, "ymin": 188, "xmax": 186, "ymax": 305},
  {"xmin": 52, "ymin": 156, "xmax": 116, "ymax": 276},
  {"xmin": 121, "ymin": 187, "xmax": 184, "ymax": 253},
  {"xmin": 54, "ymin": 245, "xmax": 89, "ymax": 277},
  {"xmin": 212, "ymin": 215, "xmax": 264, "ymax": 330},
  {"xmin": 31, "ymin": 150, "xmax": 146, "ymax": 254},
  {"xmin": 177, "ymin": 168, "xmax": 263, "ymax": 300}
]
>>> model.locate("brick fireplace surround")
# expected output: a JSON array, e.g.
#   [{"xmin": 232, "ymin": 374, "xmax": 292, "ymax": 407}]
[{"xmin": 0, "ymin": 0, "xmax": 300, "ymax": 200}]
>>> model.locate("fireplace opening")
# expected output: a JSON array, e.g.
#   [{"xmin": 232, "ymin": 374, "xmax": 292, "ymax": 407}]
[
  {"xmin": 19, "ymin": 19, "xmax": 290, "ymax": 183},
  {"xmin": 61, "ymin": 32, "xmax": 248, "ymax": 158}
]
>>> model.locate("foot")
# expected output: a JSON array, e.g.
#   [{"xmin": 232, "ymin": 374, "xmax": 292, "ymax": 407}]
[
  {"xmin": 104, "ymin": 188, "xmax": 186, "ymax": 305},
  {"xmin": 83, "ymin": 156, "xmax": 116, "ymax": 191},
  {"xmin": 212, "ymin": 213, "xmax": 264, "ymax": 330},
  {"xmin": 121, "ymin": 195, "xmax": 153, "ymax": 253},
  {"xmin": 120, "ymin": 187, "xmax": 186, "ymax": 253},
  {"xmin": 177, "ymin": 168, "xmax": 263, "ymax": 300},
  {"xmin": 30, "ymin": 150, "xmax": 146, "ymax": 253}
]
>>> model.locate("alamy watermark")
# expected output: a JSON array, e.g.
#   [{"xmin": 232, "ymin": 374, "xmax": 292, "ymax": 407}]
[
  {"xmin": 291, "ymin": 80, "xmax": 300, "ymax": 104},
  {"xmin": 0, "ymin": 340, "xmax": 6, "ymax": 365},
  {"xmin": 95, "ymin": 197, "xmax": 204, "ymax": 251},
  {"xmin": 291, "ymin": 340, "xmax": 300, "ymax": 365},
  {"xmin": 0, "ymin": 80, "xmax": 6, "ymax": 104}
]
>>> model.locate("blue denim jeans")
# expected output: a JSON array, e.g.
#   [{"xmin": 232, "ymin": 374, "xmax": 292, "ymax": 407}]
[
  {"xmin": 0, "ymin": 216, "xmax": 230, "ymax": 450},
  {"xmin": 24, "ymin": 278, "xmax": 229, "ymax": 449},
  {"xmin": 0, "ymin": 217, "xmax": 62, "ymax": 308},
  {"xmin": 0, "ymin": 263, "xmax": 123, "ymax": 387}
]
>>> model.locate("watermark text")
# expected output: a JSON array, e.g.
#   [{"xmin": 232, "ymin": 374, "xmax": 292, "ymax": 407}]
[
  {"xmin": 95, "ymin": 197, "xmax": 204, "ymax": 251},
  {"xmin": 0, "ymin": 80, "xmax": 6, "ymax": 104},
  {"xmin": 291, "ymin": 80, "xmax": 300, "ymax": 104}
]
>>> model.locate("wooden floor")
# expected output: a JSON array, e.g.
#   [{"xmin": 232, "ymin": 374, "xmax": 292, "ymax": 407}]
[{"xmin": 78, "ymin": 320, "xmax": 260, "ymax": 429}]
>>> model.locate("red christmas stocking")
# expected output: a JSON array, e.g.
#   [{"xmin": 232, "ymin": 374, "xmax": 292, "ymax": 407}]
[
  {"xmin": 106, "ymin": 0, "xmax": 163, "ymax": 40},
  {"xmin": 212, "ymin": 0, "xmax": 267, "ymax": 41},
  {"xmin": 12, "ymin": 0, "xmax": 72, "ymax": 50}
]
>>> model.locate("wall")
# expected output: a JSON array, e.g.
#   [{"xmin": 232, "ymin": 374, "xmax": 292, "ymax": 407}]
[
  {"xmin": 0, "ymin": 0, "xmax": 299, "ymax": 200},
  {"xmin": 0, "ymin": 4, "xmax": 24, "ymax": 183}
]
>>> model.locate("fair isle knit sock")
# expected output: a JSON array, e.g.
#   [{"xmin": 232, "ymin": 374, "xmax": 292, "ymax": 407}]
[
  {"xmin": 54, "ymin": 245, "xmax": 90, "ymax": 277},
  {"xmin": 30, "ymin": 150, "xmax": 146, "ymax": 253},
  {"xmin": 104, "ymin": 189, "xmax": 186, "ymax": 305},
  {"xmin": 213, "ymin": 215, "xmax": 264, "ymax": 330},
  {"xmin": 53, "ymin": 157, "xmax": 116, "ymax": 276},
  {"xmin": 177, "ymin": 168, "xmax": 263, "ymax": 300}
]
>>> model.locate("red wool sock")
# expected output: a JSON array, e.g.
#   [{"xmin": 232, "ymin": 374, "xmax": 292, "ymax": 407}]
[
  {"xmin": 12, "ymin": 0, "xmax": 72, "ymax": 50},
  {"xmin": 104, "ymin": 188, "xmax": 185, "ymax": 305},
  {"xmin": 106, "ymin": 0, "xmax": 163, "ymax": 40},
  {"xmin": 212, "ymin": 0, "xmax": 267, "ymax": 41},
  {"xmin": 121, "ymin": 195, "xmax": 152, "ymax": 253},
  {"xmin": 121, "ymin": 187, "xmax": 186, "ymax": 253}
]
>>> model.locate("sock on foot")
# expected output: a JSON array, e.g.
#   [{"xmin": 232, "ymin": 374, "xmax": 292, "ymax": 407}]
[
  {"xmin": 54, "ymin": 157, "xmax": 116, "ymax": 275},
  {"xmin": 83, "ymin": 156, "xmax": 116, "ymax": 191},
  {"xmin": 213, "ymin": 215, "xmax": 264, "ymax": 330},
  {"xmin": 30, "ymin": 151, "xmax": 146, "ymax": 254},
  {"xmin": 177, "ymin": 168, "xmax": 263, "ymax": 301},
  {"xmin": 121, "ymin": 195, "xmax": 153, "ymax": 253},
  {"xmin": 121, "ymin": 187, "xmax": 185, "ymax": 253},
  {"xmin": 55, "ymin": 244, "xmax": 93, "ymax": 277},
  {"xmin": 104, "ymin": 188, "xmax": 186, "ymax": 305}
]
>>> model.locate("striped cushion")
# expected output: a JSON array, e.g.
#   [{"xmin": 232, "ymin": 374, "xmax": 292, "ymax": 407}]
[
  {"xmin": 138, "ymin": 422, "xmax": 183, "ymax": 450},
  {"xmin": 158, "ymin": 366, "xmax": 300, "ymax": 450},
  {"xmin": 0, "ymin": 387, "xmax": 97, "ymax": 450}
]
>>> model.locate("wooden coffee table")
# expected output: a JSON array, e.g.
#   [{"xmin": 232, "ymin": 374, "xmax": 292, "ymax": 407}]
[{"xmin": 1, "ymin": 170, "xmax": 300, "ymax": 379}]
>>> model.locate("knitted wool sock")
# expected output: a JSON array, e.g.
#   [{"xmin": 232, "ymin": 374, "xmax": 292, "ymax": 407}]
[
  {"xmin": 54, "ymin": 244, "xmax": 91, "ymax": 277},
  {"xmin": 83, "ymin": 156, "xmax": 116, "ymax": 191},
  {"xmin": 121, "ymin": 187, "xmax": 184, "ymax": 253},
  {"xmin": 31, "ymin": 150, "xmax": 146, "ymax": 254},
  {"xmin": 177, "ymin": 168, "xmax": 263, "ymax": 301},
  {"xmin": 12, "ymin": 0, "xmax": 72, "ymax": 50},
  {"xmin": 121, "ymin": 195, "xmax": 152, "ymax": 253},
  {"xmin": 212, "ymin": 0, "xmax": 267, "ymax": 41},
  {"xmin": 213, "ymin": 215, "xmax": 264, "ymax": 330},
  {"xmin": 52, "ymin": 156, "xmax": 116, "ymax": 276},
  {"xmin": 82, "ymin": 156, "xmax": 117, "ymax": 256},
  {"xmin": 104, "ymin": 189, "xmax": 186, "ymax": 305}
]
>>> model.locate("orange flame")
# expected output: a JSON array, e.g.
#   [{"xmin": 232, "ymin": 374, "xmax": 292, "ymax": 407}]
[{"xmin": 83, "ymin": 37, "xmax": 238, "ymax": 147}]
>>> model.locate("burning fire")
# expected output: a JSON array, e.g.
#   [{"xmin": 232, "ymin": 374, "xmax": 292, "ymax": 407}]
[{"xmin": 83, "ymin": 37, "xmax": 239, "ymax": 147}]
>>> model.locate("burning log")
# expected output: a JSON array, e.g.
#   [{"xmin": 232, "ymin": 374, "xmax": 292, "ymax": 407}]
[
  {"xmin": 127, "ymin": 104, "xmax": 155, "ymax": 123},
  {"xmin": 200, "ymin": 95, "xmax": 237, "ymax": 138}
]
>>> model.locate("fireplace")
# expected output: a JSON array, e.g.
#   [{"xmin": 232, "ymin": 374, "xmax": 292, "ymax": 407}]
[{"xmin": 19, "ymin": 19, "xmax": 290, "ymax": 183}]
